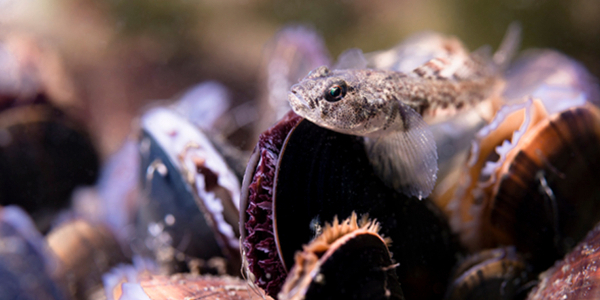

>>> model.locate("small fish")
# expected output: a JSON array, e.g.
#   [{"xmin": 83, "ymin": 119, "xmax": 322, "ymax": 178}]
[{"xmin": 288, "ymin": 24, "xmax": 520, "ymax": 199}]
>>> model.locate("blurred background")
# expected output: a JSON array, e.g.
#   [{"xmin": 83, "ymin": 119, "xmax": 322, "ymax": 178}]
[
  {"xmin": 2, "ymin": 0, "xmax": 599, "ymax": 158},
  {"xmin": 0, "ymin": 2, "xmax": 599, "ymax": 298}
]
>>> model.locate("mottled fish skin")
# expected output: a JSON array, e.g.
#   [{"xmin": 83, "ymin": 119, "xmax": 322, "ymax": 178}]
[
  {"xmin": 366, "ymin": 31, "xmax": 469, "ymax": 73},
  {"xmin": 288, "ymin": 25, "xmax": 520, "ymax": 199},
  {"xmin": 289, "ymin": 64, "xmax": 499, "ymax": 136}
]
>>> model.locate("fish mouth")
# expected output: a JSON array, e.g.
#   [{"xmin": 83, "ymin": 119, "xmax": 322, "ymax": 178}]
[{"xmin": 288, "ymin": 90, "xmax": 311, "ymax": 112}]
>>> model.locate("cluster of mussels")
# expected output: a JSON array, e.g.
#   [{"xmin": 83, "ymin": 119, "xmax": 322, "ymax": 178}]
[{"xmin": 2, "ymin": 26, "xmax": 600, "ymax": 300}]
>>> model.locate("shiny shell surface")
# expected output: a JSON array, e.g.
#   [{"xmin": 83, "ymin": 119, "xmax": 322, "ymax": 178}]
[
  {"xmin": 488, "ymin": 104, "xmax": 600, "ymax": 268},
  {"xmin": 138, "ymin": 107, "xmax": 241, "ymax": 274}
]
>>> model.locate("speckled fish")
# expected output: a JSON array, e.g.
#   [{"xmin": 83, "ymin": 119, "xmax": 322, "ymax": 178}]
[{"xmin": 288, "ymin": 25, "xmax": 520, "ymax": 199}]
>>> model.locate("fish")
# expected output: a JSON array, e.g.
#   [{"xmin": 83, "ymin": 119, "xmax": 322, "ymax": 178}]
[{"xmin": 288, "ymin": 24, "xmax": 521, "ymax": 199}]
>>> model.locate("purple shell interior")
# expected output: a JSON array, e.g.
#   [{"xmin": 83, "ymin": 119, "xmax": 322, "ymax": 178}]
[{"xmin": 242, "ymin": 111, "xmax": 301, "ymax": 297}]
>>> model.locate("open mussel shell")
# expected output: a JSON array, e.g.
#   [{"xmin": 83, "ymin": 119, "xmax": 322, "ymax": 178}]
[
  {"xmin": 279, "ymin": 213, "xmax": 404, "ymax": 300},
  {"xmin": 241, "ymin": 111, "xmax": 459, "ymax": 299},
  {"xmin": 171, "ymin": 81, "xmax": 249, "ymax": 181},
  {"xmin": 445, "ymin": 247, "xmax": 532, "ymax": 300},
  {"xmin": 456, "ymin": 103, "xmax": 600, "ymax": 271},
  {"xmin": 526, "ymin": 220, "xmax": 600, "ymax": 300},
  {"xmin": 488, "ymin": 104, "xmax": 600, "ymax": 267},
  {"xmin": 446, "ymin": 50, "xmax": 600, "ymax": 272},
  {"xmin": 0, "ymin": 206, "xmax": 69, "ymax": 300},
  {"xmin": 138, "ymin": 107, "xmax": 241, "ymax": 274}
]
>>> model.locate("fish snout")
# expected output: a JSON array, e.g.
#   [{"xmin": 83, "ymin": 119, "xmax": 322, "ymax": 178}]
[
  {"xmin": 288, "ymin": 85, "xmax": 312, "ymax": 110},
  {"xmin": 290, "ymin": 84, "xmax": 301, "ymax": 95}
]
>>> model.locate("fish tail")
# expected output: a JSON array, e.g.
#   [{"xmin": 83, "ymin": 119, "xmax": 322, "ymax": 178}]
[{"xmin": 493, "ymin": 22, "xmax": 522, "ymax": 70}]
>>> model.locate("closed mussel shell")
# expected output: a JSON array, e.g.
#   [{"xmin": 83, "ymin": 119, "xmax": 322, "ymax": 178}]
[
  {"xmin": 0, "ymin": 206, "xmax": 69, "ymax": 300},
  {"xmin": 0, "ymin": 35, "xmax": 99, "ymax": 233},
  {"xmin": 445, "ymin": 247, "xmax": 532, "ymax": 300},
  {"xmin": 46, "ymin": 219, "xmax": 128, "ymax": 300}
]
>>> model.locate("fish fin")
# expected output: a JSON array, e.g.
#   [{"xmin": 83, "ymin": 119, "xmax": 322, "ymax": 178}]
[
  {"xmin": 365, "ymin": 104, "xmax": 438, "ymax": 199},
  {"xmin": 366, "ymin": 31, "xmax": 470, "ymax": 72},
  {"xmin": 410, "ymin": 51, "xmax": 486, "ymax": 80},
  {"xmin": 493, "ymin": 22, "xmax": 522, "ymax": 69},
  {"xmin": 454, "ymin": 45, "xmax": 495, "ymax": 79},
  {"xmin": 411, "ymin": 56, "xmax": 454, "ymax": 79},
  {"xmin": 471, "ymin": 45, "xmax": 493, "ymax": 62},
  {"xmin": 333, "ymin": 48, "xmax": 368, "ymax": 70},
  {"xmin": 411, "ymin": 24, "xmax": 521, "ymax": 81}
]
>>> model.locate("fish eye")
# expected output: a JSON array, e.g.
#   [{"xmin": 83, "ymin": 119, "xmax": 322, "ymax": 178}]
[{"xmin": 324, "ymin": 82, "xmax": 347, "ymax": 102}]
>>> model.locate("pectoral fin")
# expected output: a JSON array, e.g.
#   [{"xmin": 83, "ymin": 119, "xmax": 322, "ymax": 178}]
[{"xmin": 365, "ymin": 106, "xmax": 438, "ymax": 199}]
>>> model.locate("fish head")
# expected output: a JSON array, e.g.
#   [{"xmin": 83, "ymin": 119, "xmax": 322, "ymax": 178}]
[{"xmin": 288, "ymin": 66, "xmax": 392, "ymax": 136}]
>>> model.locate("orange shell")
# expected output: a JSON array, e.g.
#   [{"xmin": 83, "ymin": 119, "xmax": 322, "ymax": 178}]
[
  {"xmin": 447, "ymin": 102, "xmax": 600, "ymax": 270},
  {"xmin": 112, "ymin": 274, "xmax": 267, "ymax": 300}
]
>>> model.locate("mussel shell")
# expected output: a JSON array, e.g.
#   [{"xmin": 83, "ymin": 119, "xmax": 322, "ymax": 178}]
[
  {"xmin": 240, "ymin": 111, "xmax": 302, "ymax": 297},
  {"xmin": 0, "ymin": 206, "xmax": 69, "ymax": 300},
  {"xmin": 272, "ymin": 119, "xmax": 459, "ymax": 300},
  {"xmin": 137, "ymin": 129, "xmax": 226, "ymax": 272},
  {"xmin": 138, "ymin": 106, "xmax": 242, "ymax": 275},
  {"xmin": 279, "ymin": 222, "xmax": 404, "ymax": 300},
  {"xmin": 487, "ymin": 104, "xmax": 600, "ymax": 270},
  {"xmin": 526, "ymin": 220, "xmax": 600, "ymax": 300},
  {"xmin": 0, "ymin": 103, "xmax": 99, "ymax": 232},
  {"xmin": 445, "ymin": 247, "xmax": 531, "ymax": 300},
  {"xmin": 46, "ymin": 219, "xmax": 127, "ymax": 300},
  {"xmin": 113, "ymin": 274, "xmax": 261, "ymax": 300}
]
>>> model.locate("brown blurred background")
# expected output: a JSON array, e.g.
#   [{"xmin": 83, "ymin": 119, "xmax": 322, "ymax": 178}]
[{"xmin": 2, "ymin": 0, "xmax": 599, "ymax": 158}]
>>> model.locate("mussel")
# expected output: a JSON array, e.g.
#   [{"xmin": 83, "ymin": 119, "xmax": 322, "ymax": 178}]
[
  {"xmin": 444, "ymin": 50, "xmax": 600, "ymax": 273},
  {"xmin": 137, "ymin": 103, "xmax": 242, "ymax": 275},
  {"xmin": 106, "ymin": 271, "xmax": 261, "ymax": 300},
  {"xmin": 0, "ymin": 34, "xmax": 99, "ymax": 233},
  {"xmin": 0, "ymin": 206, "xmax": 70, "ymax": 300},
  {"xmin": 279, "ymin": 213, "xmax": 404, "ymax": 300},
  {"xmin": 240, "ymin": 110, "xmax": 459, "ymax": 299},
  {"xmin": 444, "ymin": 247, "xmax": 532, "ymax": 300}
]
